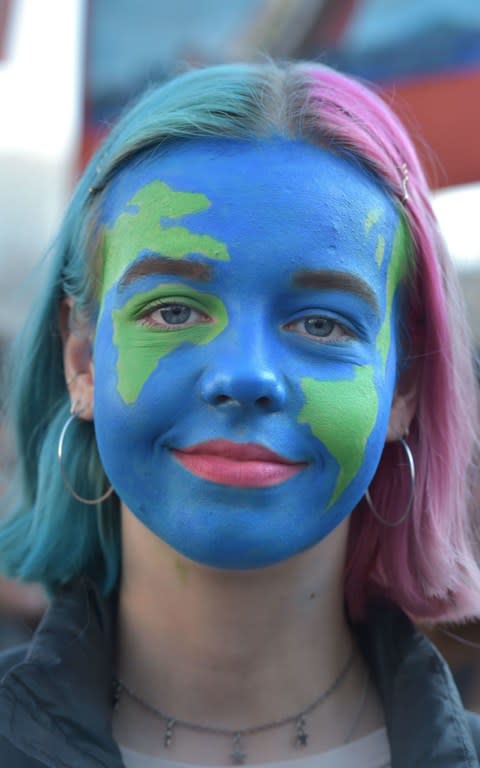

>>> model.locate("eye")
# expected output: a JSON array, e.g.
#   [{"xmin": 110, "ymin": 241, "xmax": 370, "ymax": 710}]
[
  {"xmin": 304, "ymin": 317, "xmax": 336, "ymax": 337},
  {"xmin": 284, "ymin": 315, "xmax": 354, "ymax": 343},
  {"xmin": 139, "ymin": 302, "xmax": 211, "ymax": 330}
]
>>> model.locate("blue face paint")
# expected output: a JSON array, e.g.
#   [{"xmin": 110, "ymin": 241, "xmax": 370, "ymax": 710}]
[{"xmin": 93, "ymin": 137, "xmax": 407, "ymax": 569}]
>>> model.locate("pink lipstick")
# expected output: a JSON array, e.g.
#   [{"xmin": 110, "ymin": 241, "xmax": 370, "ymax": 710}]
[{"xmin": 172, "ymin": 440, "xmax": 306, "ymax": 488}]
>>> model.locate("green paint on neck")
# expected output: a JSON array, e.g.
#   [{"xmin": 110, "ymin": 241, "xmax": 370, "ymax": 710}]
[
  {"xmin": 376, "ymin": 219, "xmax": 409, "ymax": 370},
  {"xmin": 174, "ymin": 557, "xmax": 189, "ymax": 586},
  {"xmin": 101, "ymin": 181, "xmax": 230, "ymax": 297},
  {"xmin": 113, "ymin": 283, "xmax": 228, "ymax": 403},
  {"xmin": 298, "ymin": 366, "xmax": 378, "ymax": 507}
]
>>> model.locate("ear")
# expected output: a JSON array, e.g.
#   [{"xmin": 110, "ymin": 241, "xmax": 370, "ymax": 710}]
[
  {"xmin": 386, "ymin": 375, "xmax": 417, "ymax": 442},
  {"xmin": 59, "ymin": 298, "xmax": 95, "ymax": 421}
]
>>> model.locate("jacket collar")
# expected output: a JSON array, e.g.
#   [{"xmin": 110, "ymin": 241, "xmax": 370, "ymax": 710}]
[
  {"xmin": 356, "ymin": 599, "xmax": 479, "ymax": 767},
  {"xmin": 0, "ymin": 578, "xmax": 123, "ymax": 768},
  {"xmin": 0, "ymin": 579, "xmax": 478, "ymax": 767}
]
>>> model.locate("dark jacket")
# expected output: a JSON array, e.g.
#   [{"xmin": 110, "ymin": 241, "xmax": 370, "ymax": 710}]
[{"xmin": 0, "ymin": 578, "xmax": 479, "ymax": 767}]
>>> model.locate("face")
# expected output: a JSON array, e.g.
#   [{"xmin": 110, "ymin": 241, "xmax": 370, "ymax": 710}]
[{"xmin": 93, "ymin": 137, "xmax": 408, "ymax": 569}]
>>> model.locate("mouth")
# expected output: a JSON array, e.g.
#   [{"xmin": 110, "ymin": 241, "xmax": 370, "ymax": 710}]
[{"xmin": 172, "ymin": 439, "xmax": 307, "ymax": 488}]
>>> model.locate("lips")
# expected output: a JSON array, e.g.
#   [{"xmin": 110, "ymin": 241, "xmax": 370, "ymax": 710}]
[{"xmin": 172, "ymin": 439, "xmax": 306, "ymax": 488}]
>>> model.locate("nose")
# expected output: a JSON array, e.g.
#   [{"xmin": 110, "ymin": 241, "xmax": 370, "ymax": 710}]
[{"xmin": 200, "ymin": 364, "xmax": 287, "ymax": 413}]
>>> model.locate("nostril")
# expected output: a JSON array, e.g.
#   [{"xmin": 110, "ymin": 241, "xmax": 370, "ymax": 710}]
[
  {"xmin": 256, "ymin": 396, "xmax": 271, "ymax": 408},
  {"xmin": 214, "ymin": 394, "xmax": 230, "ymax": 405},
  {"xmin": 201, "ymin": 374, "xmax": 286, "ymax": 410}
]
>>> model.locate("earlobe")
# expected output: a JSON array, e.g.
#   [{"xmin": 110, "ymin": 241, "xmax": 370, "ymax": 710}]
[
  {"xmin": 59, "ymin": 298, "xmax": 95, "ymax": 421},
  {"xmin": 386, "ymin": 382, "xmax": 417, "ymax": 442}
]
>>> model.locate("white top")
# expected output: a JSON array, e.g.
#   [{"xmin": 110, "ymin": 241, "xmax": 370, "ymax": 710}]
[{"xmin": 120, "ymin": 727, "xmax": 391, "ymax": 768}]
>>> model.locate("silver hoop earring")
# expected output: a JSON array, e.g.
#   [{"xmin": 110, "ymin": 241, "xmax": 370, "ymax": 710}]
[
  {"xmin": 57, "ymin": 409, "xmax": 114, "ymax": 505},
  {"xmin": 365, "ymin": 437, "xmax": 415, "ymax": 527}
]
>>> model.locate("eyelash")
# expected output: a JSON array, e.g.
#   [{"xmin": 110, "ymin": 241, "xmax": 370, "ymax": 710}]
[
  {"xmin": 283, "ymin": 315, "xmax": 355, "ymax": 343},
  {"xmin": 138, "ymin": 301, "xmax": 211, "ymax": 330},
  {"xmin": 136, "ymin": 301, "xmax": 356, "ymax": 343}
]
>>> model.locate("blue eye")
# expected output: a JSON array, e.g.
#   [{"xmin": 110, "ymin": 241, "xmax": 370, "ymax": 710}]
[
  {"xmin": 159, "ymin": 304, "xmax": 192, "ymax": 325},
  {"xmin": 139, "ymin": 301, "xmax": 211, "ymax": 330},
  {"xmin": 284, "ymin": 315, "xmax": 354, "ymax": 343},
  {"xmin": 304, "ymin": 317, "xmax": 335, "ymax": 337}
]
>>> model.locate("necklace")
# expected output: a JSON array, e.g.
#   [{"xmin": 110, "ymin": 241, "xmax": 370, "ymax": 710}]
[{"xmin": 113, "ymin": 646, "xmax": 356, "ymax": 765}]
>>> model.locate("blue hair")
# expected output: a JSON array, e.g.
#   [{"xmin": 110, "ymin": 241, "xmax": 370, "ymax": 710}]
[{"xmin": 0, "ymin": 63, "xmax": 301, "ymax": 593}]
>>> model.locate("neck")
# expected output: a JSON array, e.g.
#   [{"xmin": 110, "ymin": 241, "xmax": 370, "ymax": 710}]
[{"xmin": 114, "ymin": 509, "xmax": 380, "ymax": 760}]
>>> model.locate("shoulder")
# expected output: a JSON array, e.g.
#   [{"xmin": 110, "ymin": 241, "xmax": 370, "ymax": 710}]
[
  {"xmin": 354, "ymin": 601, "xmax": 480, "ymax": 765},
  {"xmin": 466, "ymin": 710, "xmax": 480, "ymax": 760},
  {"xmin": 0, "ymin": 642, "xmax": 29, "ymax": 679},
  {"xmin": 0, "ymin": 643, "xmax": 45, "ymax": 767},
  {"xmin": 0, "ymin": 736, "xmax": 45, "ymax": 767}
]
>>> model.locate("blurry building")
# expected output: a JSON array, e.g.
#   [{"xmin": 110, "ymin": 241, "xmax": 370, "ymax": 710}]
[
  {"xmin": 1, "ymin": 0, "xmax": 478, "ymax": 342},
  {"xmin": 0, "ymin": 0, "xmax": 85, "ymax": 339}
]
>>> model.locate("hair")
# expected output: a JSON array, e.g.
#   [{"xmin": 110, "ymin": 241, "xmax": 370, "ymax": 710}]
[{"xmin": 0, "ymin": 61, "xmax": 478, "ymax": 621}]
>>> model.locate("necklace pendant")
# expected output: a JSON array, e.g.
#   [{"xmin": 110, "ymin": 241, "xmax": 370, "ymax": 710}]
[
  {"xmin": 295, "ymin": 715, "xmax": 308, "ymax": 747},
  {"xmin": 231, "ymin": 732, "xmax": 246, "ymax": 765},
  {"xmin": 164, "ymin": 718, "xmax": 176, "ymax": 748}
]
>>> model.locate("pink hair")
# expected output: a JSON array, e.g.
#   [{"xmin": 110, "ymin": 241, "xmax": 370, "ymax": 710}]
[{"xmin": 297, "ymin": 65, "xmax": 480, "ymax": 622}]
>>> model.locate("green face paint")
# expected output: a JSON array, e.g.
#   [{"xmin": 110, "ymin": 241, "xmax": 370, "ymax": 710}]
[
  {"xmin": 364, "ymin": 209, "xmax": 386, "ymax": 267},
  {"xmin": 376, "ymin": 218, "xmax": 410, "ymax": 369},
  {"xmin": 298, "ymin": 366, "xmax": 378, "ymax": 507},
  {"xmin": 297, "ymin": 215, "xmax": 410, "ymax": 508},
  {"xmin": 94, "ymin": 138, "xmax": 408, "ymax": 568},
  {"xmin": 100, "ymin": 180, "xmax": 230, "ymax": 297},
  {"xmin": 364, "ymin": 209, "xmax": 382, "ymax": 235},
  {"xmin": 375, "ymin": 235, "xmax": 386, "ymax": 267},
  {"xmin": 112, "ymin": 283, "xmax": 228, "ymax": 403}
]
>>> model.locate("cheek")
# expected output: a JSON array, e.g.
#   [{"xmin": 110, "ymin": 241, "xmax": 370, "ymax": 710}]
[
  {"xmin": 111, "ymin": 312, "xmax": 197, "ymax": 405},
  {"xmin": 105, "ymin": 287, "xmax": 228, "ymax": 405},
  {"xmin": 93, "ymin": 313, "xmax": 119, "ymax": 405},
  {"xmin": 93, "ymin": 306, "xmax": 205, "ymax": 445},
  {"xmin": 93, "ymin": 316, "xmax": 174, "ymax": 438},
  {"xmin": 297, "ymin": 365, "xmax": 379, "ymax": 507}
]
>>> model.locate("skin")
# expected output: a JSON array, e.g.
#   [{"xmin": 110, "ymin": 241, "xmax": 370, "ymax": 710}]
[
  {"xmin": 62, "ymin": 136, "xmax": 413, "ymax": 759},
  {"xmin": 92, "ymin": 137, "xmax": 408, "ymax": 570}
]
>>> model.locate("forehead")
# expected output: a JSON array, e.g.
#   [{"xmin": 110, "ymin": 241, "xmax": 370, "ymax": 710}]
[{"xmin": 100, "ymin": 137, "xmax": 400, "ymax": 293}]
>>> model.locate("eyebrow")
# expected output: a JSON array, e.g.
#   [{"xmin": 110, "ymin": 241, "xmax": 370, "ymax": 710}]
[
  {"xmin": 292, "ymin": 269, "xmax": 379, "ymax": 315},
  {"xmin": 119, "ymin": 255, "xmax": 212, "ymax": 290}
]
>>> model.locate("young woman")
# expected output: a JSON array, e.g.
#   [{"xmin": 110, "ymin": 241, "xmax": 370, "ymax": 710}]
[{"xmin": 0, "ymin": 61, "xmax": 479, "ymax": 768}]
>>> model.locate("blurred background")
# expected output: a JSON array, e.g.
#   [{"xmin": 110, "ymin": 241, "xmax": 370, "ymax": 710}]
[
  {"xmin": 1, "ymin": 0, "xmax": 479, "ymax": 345},
  {"xmin": 0, "ymin": 0, "xmax": 480, "ymax": 682}
]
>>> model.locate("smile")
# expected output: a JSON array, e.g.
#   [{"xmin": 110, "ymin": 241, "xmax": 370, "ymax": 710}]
[{"xmin": 172, "ymin": 440, "xmax": 307, "ymax": 487}]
